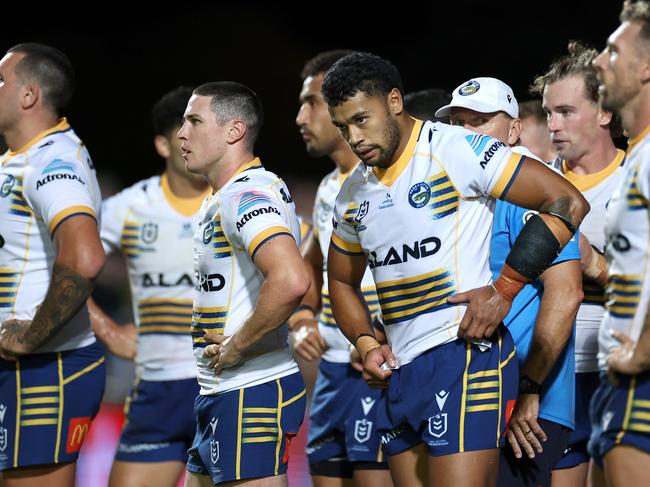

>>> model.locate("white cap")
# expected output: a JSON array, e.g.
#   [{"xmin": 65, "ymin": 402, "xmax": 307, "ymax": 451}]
[{"xmin": 435, "ymin": 77, "xmax": 519, "ymax": 119}]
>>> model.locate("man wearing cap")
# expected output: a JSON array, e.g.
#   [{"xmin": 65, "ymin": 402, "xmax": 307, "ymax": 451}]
[{"xmin": 436, "ymin": 77, "xmax": 583, "ymax": 487}]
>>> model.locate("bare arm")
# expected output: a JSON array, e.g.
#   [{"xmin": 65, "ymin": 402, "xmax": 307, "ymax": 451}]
[
  {"xmin": 205, "ymin": 234, "xmax": 310, "ymax": 373},
  {"xmin": 88, "ymin": 296, "xmax": 137, "ymax": 360},
  {"xmin": 0, "ymin": 216, "xmax": 105, "ymax": 357},
  {"xmin": 449, "ymin": 157, "xmax": 590, "ymax": 340},
  {"xmin": 579, "ymin": 233, "xmax": 608, "ymax": 286},
  {"xmin": 506, "ymin": 259, "xmax": 582, "ymax": 459}
]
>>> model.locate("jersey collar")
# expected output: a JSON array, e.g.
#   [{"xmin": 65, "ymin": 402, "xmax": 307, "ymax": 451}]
[
  {"xmin": 627, "ymin": 124, "xmax": 650, "ymax": 155},
  {"xmin": 7, "ymin": 118, "xmax": 71, "ymax": 157},
  {"xmin": 372, "ymin": 119, "xmax": 423, "ymax": 187},
  {"xmin": 561, "ymin": 149, "xmax": 625, "ymax": 192}
]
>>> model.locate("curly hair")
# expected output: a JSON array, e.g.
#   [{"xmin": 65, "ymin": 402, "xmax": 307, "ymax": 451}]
[
  {"xmin": 301, "ymin": 50, "xmax": 354, "ymax": 80},
  {"xmin": 321, "ymin": 52, "xmax": 403, "ymax": 107}
]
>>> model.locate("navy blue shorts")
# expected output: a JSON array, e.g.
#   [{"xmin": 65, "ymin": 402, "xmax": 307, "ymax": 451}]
[
  {"xmin": 0, "ymin": 342, "xmax": 105, "ymax": 470},
  {"xmin": 498, "ymin": 418, "xmax": 571, "ymax": 487},
  {"xmin": 186, "ymin": 373, "xmax": 306, "ymax": 484},
  {"xmin": 554, "ymin": 371, "xmax": 599, "ymax": 469},
  {"xmin": 307, "ymin": 360, "xmax": 386, "ymax": 465},
  {"xmin": 115, "ymin": 377, "xmax": 199, "ymax": 462},
  {"xmin": 588, "ymin": 370, "xmax": 650, "ymax": 467},
  {"xmin": 379, "ymin": 327, "xmax": 518, "ymax": 457}
]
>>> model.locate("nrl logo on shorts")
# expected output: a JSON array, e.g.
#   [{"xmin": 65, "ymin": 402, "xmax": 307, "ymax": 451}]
[
  {"xmin": 354, "ymin": 418, "xmax": 373, "ymax": 443},
  {"xmin": 428, "ymin": 413, "xmax": 447, "ymax": 438},
  {"xmin": 210, "ymin": 440, "xmax": 220, "ymax": 464},
  {"xmin": 0, "ymin": 404, "xmax": 6, "ymax": 423},
  {"xmin": 141, "ymin": 222, "xmax": 158, "ymax": 244},
  {"xmin": 0, "ymin": 427, "xmax": 7, "ymax": 452}
]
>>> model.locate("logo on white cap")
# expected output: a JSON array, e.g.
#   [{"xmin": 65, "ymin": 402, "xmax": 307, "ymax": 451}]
[
  {"xmin": 435, "ymin": 77, "xmax": 519, "ymax": 119},
  {"xmin": 458, "ymin": 80, "xmax": 480, "ymax": 96}
]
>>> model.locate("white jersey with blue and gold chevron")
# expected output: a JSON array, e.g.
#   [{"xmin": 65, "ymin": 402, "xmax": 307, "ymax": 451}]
[
  {"xmin": 100, "ymin": 173, "xmax": 209, "ymax": 380},
  {"xmin": 313, "ymin": 167, "xmax": 379, "ymax": 363},
  {"xmin": 331, "ymin": 119, "xmax": 526, "ymax": 366},
  {"xmin": 599, "ymin": 128, "xmax": 650, "ymax": 369},
  {"xmin": 551, "ymin": 150, "xmax": 626, "ymax": 372},
  {"xmin": 193, "ymin": 158, "xmax": 300, "ymax": 395},
  {"xmin": 0, "ymin": 119, "xmax": 101, "ymax": 353}
]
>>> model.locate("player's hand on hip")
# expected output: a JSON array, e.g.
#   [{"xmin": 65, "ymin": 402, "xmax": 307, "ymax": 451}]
[
  {"xmin": 289, "ymin": 318, "xmax": 327, "ymax": 361},
  {"xmin": 448, "ymin": 285, "xmax": 511, "ymax": 340},
  {"xmin": 506, "ymin": 393, "xmax": 546, "ymax": 459},
  {"xmin": 607, "ymin": 330, "xmax": 647, "ymax": 383},
  {"xmin": 0, "ymin": 319, "xmax": 33, "ymax": 359},
  {"xmin": 203, "ymin": 333, "xmax": 243, "ymax": 375},
  {"xmin": 349, "ymin": 344, "xmax": 363, "ymax": 372},
  {"xmin": 362, "ymin": 344, "xmax": 397, "ymax": 389}
]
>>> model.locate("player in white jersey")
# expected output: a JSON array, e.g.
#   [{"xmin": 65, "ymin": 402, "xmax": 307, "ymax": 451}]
[
  {"xmin": 86, "ymin": 87, "xmax": 210, "ymax": 487},
  {"xmin": 590, "ymin": 2, "xmax": 650, "ymax": 486},
  {"xmin": 178, "ymin": 82, "xmax": 310, "ymax": 487},
  {"xmin": 0, "ymin": 44, "xmax": 106, "ymax": 487},
  {"xmin": 294, "ymin": 50, "xmax": 393, "ymax": 487},
  {"xmin": 437, "ymin": 76, "xmax": 583, "ymax": 487},
  {"xmin": 528, "ymin": 42, "xmax": 625, "ymax": 487},
  {"xmin": 321, "ymin": 52, "xmax": 589, "ymax": 487}
]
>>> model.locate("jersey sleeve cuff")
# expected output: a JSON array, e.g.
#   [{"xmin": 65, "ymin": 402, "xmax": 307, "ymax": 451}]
[
  {"xmin": 248, "ymin": 225, "xmax": 293, "ymax": 259},
  {"xmin": 331, "ymin": 232, "xmax": 365, "ymax": 256},
  {"xmin": 490, "ymin": 153, "xmax": 525, "ymax": 200},
  {"xmin": 48, "ymin": 206, "xmax": 97, "ymax": 235}
]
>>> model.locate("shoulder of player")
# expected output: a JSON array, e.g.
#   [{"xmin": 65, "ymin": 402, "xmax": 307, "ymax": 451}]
[
  {"xmin": 104, "ymin": 175, "xmax": 161, "ymax": 207},
  {"xmin": 25, "ymin": 131, "xmax": 87, "ymax": 171}
]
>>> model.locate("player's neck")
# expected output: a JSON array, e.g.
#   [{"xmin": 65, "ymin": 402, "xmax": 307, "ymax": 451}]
[
  {"xmin": 620, "ymin": 88, "xmax": 650, "ymax": 140},
  {"xmin": 564, "ymin": 137, "xmax": 618, "ymax": 175},
  {"xmin": 206, "ymin": 150, "xmax": 256, "ymax": 192},
  {"xmin": 163, "ymin": 166, "xmax": 209, "ymax": 198},
  {"xmin": 330, "ymin": 145, "xmax": 358, "ymax": 175},
  {"xmin": 5, "ymin": 113, "xmax": 60, "ymax": 152},
  {"xmin": 388, "ymin": 115, "xmax": 416, "ymax": 167}
]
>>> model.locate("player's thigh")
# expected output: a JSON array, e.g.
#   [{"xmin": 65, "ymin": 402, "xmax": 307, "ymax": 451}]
[
  {"xmin": 218, "ymin": 474, "xmax": 288, "ymax": 486},
  {"xmin": 353, "ymin": 467, "xmax": 393, "ymax": 487},
  {"xmin": 551, "ymin": 463, "xmax": 588, "ymax": 487},
  {"xmin": 312, "ymin": 475, "xmax": 354, "ymax": 487},
  {"xmin": 109, "ymin": 460, "xmax": 185, "ymax": 487},
  {"xmin": 587, "ymin": 459, "xmax": 607, "ymax": 487},
  {"xmin": 428, "ymin": 448, "xmax": 499, "ymax": 487},
  {"xmin": 387, "ymin": 443, "xmax": 427, "ymax": 487},
  {"xmin": 603, "ymin": 444, "xmax": 650, "ymax": 487},
  {"xmin": 184, "ymin": 470, "xmax": 214, "ymax": 487},
  {"xmin": 2, "ymin": 462, "xmax": 75, "ymax": 487}
]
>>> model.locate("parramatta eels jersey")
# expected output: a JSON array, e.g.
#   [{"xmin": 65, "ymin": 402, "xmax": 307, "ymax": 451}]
[
  {"xmin": 100, "ymin": 173, "xmax": 209, "ymax": 381},
  {"xmin": 0, "ymin": 119, "xmax": 101, "ymax": 353},
  {"xmin": 193, "ymin": 158, "xmax": 300, "ymax": 395},
  {"xmin": 599, "ymin": 127, "xmax": 650, "ymax": 369},
  {"xmin": 551, "ymin": 150, "xmax": 626, "ymax": 372},
  {"xmin": 331, "ymin": 119, "xmax": 529, "ymax": 366},
  {"xmin": 313, "ymin": 167, "xmax": 380, "ymax": 363}
]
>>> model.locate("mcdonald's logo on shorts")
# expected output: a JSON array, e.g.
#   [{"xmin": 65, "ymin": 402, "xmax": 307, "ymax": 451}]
[{"xmin": 66, "ymin": 417, "xmax": 91, "ymax": 453}]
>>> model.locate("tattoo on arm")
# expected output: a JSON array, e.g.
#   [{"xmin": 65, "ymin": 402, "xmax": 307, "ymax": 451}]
[
  {"xmin": 18, "ymin": 262, "xmax": 93, "ymax": 350},
  {"xmin": 540, "ymin": 197, "xmax": 578, "ymax": 233}
]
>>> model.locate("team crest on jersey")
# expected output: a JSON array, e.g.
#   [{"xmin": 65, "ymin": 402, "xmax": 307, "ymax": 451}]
[
  {"xmin": 210, "ymin": 440, "xmax": 220, "ymax": 463},
  {"xmin": 0, "ymin": 426, "xmax": 6, "ymax": 452},
  {"xmin": 141, "ymin": 222, "xmax": 158, "ymax": 244},
  {"xmin": 203, "ymin": 220, "xmax": 215, "ymax": 244},
  {"xmin": 458, "ymin": 80, "xmax": 480, "ymax": 96},
  {"xmin": 0, "ymin": 175, "xmax": 15, "ymax": 198},
  {"xmin": 354, "ymin": 419, "xmax": 372, "ymax": 443},
  {"xmin": 428, "ymin": 413, "xmax": 447, "ymax": 438},
  {"xmin": 408, "ymin": 182, "xmax": 431, "ymax": 208}
]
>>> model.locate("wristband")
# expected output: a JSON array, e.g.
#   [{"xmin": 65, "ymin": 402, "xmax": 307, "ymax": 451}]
[
  {"xmin": 518, "ymin": 374, "xmax": 542, "ymax": 395},
  {"xmin": 355, "ymin": 333, "xmax": 381, "ymax": 359},
  {"xmin": 288, "ymin": 304, "xmax": 316, "ymax": 329},
  {"xmin": 584, "ymin": 247, "xmax": 608, "ymax": 282},
  {"xmin": 492, "ymin": 264, "xmax": 527, "ymax": 302}
]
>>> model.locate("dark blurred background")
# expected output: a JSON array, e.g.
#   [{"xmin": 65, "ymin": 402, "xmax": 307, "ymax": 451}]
[{"xmin": 1, "ymin": 0, "xmax": 622, "ymax": 193}]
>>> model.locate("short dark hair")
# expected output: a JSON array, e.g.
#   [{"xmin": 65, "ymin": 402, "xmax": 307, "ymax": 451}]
[
  {"xmin": 193, "ymin": 81, "xmax": 264, "ymax": 148},
  {"xmin": 321, "ymin": 52, "xmax": 403, "ymax": 107},
  {"xmin": 518, "ymin": 99, "xmax": 547, "ymax": 124},
  {"xmin": 404, "ymin": 88, "xmax": 452, "ymax": 122},
  {"xmin": 152, "ymin": 86, "xmax": 195, "ymax": 136},
  {"xmin": 7, "ymin": 43, "xmax": 75, "ymax": 115},
  {"xmin": 531, "ymin": 40, "xmax": 622, "ymax": 138},
  {"xmin": 621, "ymin": 0, "xmax": 650, "ymax": 47},
  {"xmin": 301, "ymin": 50, "xmax": 354, "ymax": 80}
]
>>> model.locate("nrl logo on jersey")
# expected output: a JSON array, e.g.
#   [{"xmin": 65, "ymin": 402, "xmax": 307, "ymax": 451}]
[{"xmin": 141, "ymin": 222, "xmax": 158, "ymax": 244}]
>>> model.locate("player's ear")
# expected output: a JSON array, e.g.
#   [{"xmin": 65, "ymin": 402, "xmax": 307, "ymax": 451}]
[
  {"xmin": 597, "ymin": 109, "xmax": 613, "ymax": 128},
  {"xmin": 508, "ymin": 118, "xmax": 522, "ymax": 146},
  {"xmin": 227, "ymin": 120, "xmax": 247, "ymax": 145},
  {"xmin": 154, "ymin": 135, "xmax": 171, "ymax": 159},
  {"xmin": 19, "ymin": 83, "xmax": 39, "ymax": 110},
  {"xmin": 388, "ymin": 88, "xmax": 404, "ymax": 116}
]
